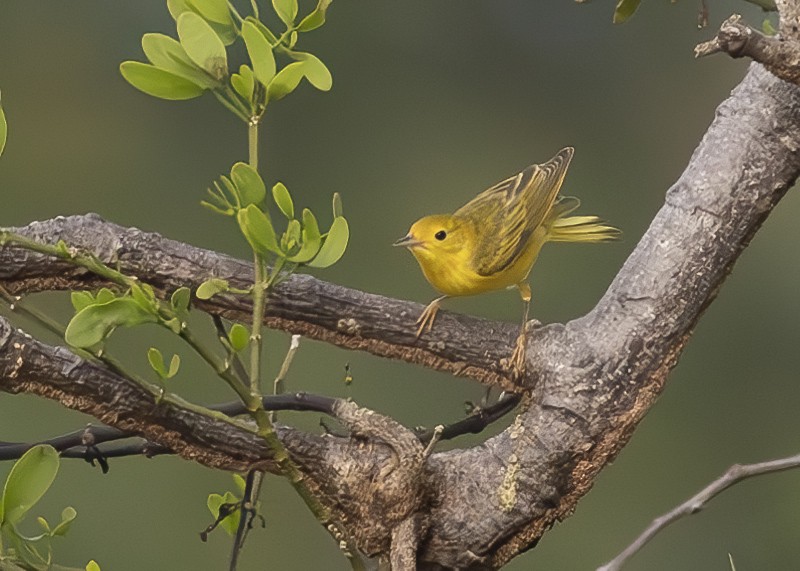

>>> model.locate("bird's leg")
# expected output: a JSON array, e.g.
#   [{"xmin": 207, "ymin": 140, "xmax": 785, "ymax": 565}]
[
  {"xmin": 510, "ymin": 283, "xmax": 532, "ymax": 373},
  {"xmin": 416, "ymin": 295, "xmax": 448, "ymax": 338}
]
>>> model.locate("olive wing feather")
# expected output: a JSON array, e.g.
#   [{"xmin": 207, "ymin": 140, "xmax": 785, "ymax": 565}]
[{"xmin": 455, "ymin": 147, "xmax": 574, "ymax": 277}]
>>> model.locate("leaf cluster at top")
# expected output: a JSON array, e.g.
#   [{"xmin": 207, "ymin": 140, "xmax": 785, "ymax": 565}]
[{"xmin": 120, "ymin": 0, "xmax": 333, "ymax": 121}]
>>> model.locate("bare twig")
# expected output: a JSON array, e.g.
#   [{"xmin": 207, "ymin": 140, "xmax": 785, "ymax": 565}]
[
  {"xmin": 597, "ymin": 453, "xmax": 800, "ymax": 571},
  {"xmin": 270, "ymin": 334, "xmax": 301, "ymax": 422}
]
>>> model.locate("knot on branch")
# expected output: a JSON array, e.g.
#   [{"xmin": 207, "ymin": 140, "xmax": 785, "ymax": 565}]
[
  {"xmin": 696, "ymin": 14, "xmax": 800, "ymax": 86},
  {"xmin": 329, "ymin": 400, "xmax": 431, "ymax": 563}
]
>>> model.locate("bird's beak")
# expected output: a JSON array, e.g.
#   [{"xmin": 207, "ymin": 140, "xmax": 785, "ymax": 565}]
[{"xmin": 393, "ymin": 233, "xmax": 422, "ymax": 248}]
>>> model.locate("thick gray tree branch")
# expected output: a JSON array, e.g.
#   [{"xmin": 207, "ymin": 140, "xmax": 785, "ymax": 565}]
[
  {"xmin": 0, "ymin": 214, "xmax": 519, "ymax": 391},
  {"xmin": 2, "ymin": 64, "xmax": 800, "ymax": 569}
]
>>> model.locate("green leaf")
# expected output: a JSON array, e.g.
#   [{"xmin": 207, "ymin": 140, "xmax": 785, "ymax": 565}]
[
  {"xmin": 196, "ymin": 277, "xmax": 229, "ymax": 300},
  {"xmin": 220, "ymin": 176, "xmax": 240, "ymax": 208},
  {"xmin": 207, "ymin": 492, "xmax": 241, "ymax": 536},
  {"xmin": 0, "ymin": 95, "xmax": 7, "ymax": 158},
  {"xmin": 70, "ymin": 291, "xmax": 95, "ymax": 312},
  {"xmin": 288, "ymin": 208, "xmax": 322, "ymax": 263},
  {"xmin": 130, "ymin": 282, "xmax": 158, "ymax": 315},
  {"xmin": 297, "ymin": 0, "xmax": 332, "ymax": 32},
  {"xmin": 272, "ymin": 0, "xmax": 298, "ymax": 25},
  {"xmin": 187, "ymin": 0, "xmax": 231, "ymax": 25},
  {"xmin": 283, "ymin": 219, "xmax": 302, "ymax": 254},
  {"xmin": 164, "ymin": 317, "xmax": 182, "ymax": 334},
  {"xmin": 271, "ymin": 182, "xmax": 294, "ymax": 219},
  {"xmin": 37, "ymin": 515, "xmax": 51, "ymax": 533},
  {"xmin": 1, "ymin": 445, "xmax": 59, "ymax": 525},
  {"xmin": 95, "ymin": 288, "xmax": 116, "ymax": 305},
  {"xmin": 170, "ymin": 286, "xmax": 191, "ymax": 317},
  {"xmin": 120, "ymin": 62, "xmax": 205, "ymax": 100},
  {"xmin": 332, "ymin": 192, "xmax": 343, "ymax": 218},
  {"xmin": 292, "ymin": 52, "xmax": 332, "ymax": 91},
  {"xmin": 228, "ymin": 323, "xmax": 250, "ymax": 352},
  {"xmin": 267, "ymin": 62, "xmax": 305, "ymax": 101},
  {"xmin": 231, "ymin": 64, "xmax": 255, "ymax": 101},
  {"xmin": 237, "ymin": 204, "xmax": 280, "ymax": 255},
  {"xmin": 86, "ymin": 561, "xmax": 102, "ymax": 571},
  {"xmin": 244, "ymin": 16, "xmax": 279, "ymax": 44},
  {"xmin": 763, "ymin": 18, "xmax": 778, "ymax": 36},
  {"xmin": 141, "ymin": 33, "xmax": 217, "ymax": 89},
  {"xmin": 65, "ymin": 298, "xmax": 158, "ymax": 348},
  {"xmin": 242, "ymin": 21, "xmax": 276, "ymax": 87},
  {"xmin": 168, "ymin": 0, "xmax": 236, "ymax": 45},
  {"xmin": 167, "ymin": 0, "xmax": 192, "ymax": 19},
  {"xmin": 167, "ymin": 354, "xmax": 181, "ymax": 378},
  {"xmin": 308, "ymin": 216, "xmax": 349, "ymax": 268},
  {"xmin": 177, "ymin": 12, "xmax": 228, "ymax": 80},
  {"xmin": 147, "ymin": 347, "xmax": 167, "ymax": 378},
  {"xmin": 613, "ymin": 0, "xmax": 641, "ymax": 23},
  {"xmin": 232, "ymin": 473, "xmax": 247, "ymax": 495},
  {"xmin": 51, "ymin": 506, "xmax": 77, "ymax": 537},
  {"xmin": 231, "ymin": 162, "xmax": 266, "ymax": 206}
]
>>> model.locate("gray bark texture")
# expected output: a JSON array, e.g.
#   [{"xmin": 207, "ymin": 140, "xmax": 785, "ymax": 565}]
[{"xmin": 2, "ymin": 63, "xmax": 800, "ymax": 569}]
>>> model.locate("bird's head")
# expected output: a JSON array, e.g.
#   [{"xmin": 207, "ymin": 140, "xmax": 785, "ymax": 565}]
[{"xmin": 393, "ymin": 215, "xmax": 470, "ymax": 262}]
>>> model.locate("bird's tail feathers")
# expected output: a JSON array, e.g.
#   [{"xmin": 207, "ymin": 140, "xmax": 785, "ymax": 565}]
[{"xmin": 548, "ymin": 215, "xmax": 621, "ymax": 243}]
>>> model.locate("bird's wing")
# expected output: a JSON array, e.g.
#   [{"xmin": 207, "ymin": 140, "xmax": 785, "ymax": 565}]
[{"xmin": 455, "ymin": 147, "xmax": 574, "ymax": 277}]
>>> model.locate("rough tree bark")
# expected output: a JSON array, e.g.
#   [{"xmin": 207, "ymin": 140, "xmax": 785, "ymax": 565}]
[{"xmin": 1, "ymin": 59, "xmax": 800, "ymax": 571}]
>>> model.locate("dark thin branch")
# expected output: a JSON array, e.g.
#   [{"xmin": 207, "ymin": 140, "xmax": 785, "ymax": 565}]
[
  {"xmin": 597, "ymin": 453, "xmax": 800, "ymax": 571},
  {"xmin": 0, "ymin": 391, "xmax": 518, "ymax": 463}
]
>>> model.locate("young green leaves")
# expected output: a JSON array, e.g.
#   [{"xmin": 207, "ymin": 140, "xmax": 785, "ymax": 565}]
[
  {"xmin": 65, "ymin": 285, "xmax": 192, "ymax": 349},
  {"xmin": 0, "ymin": 445, "xmax": 94, "ymax": 570},
  {"xmin": 200, "ymin": 162, "xmax": 348, "ymax": 293},
  {"xmin": 120, "ymin": 0, "xmax": 333, "ymax": 119}
]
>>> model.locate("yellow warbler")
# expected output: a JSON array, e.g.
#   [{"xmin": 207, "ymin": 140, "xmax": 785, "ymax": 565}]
[{"xmin": 394, "ymin": 147, "xmax": 619, "ymax": 370}]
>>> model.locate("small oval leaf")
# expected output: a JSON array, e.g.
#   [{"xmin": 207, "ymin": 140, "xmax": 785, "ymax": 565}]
[
  {"xmin": 171, "ymin": 286, "xmax": 191, "ymax": 316},
  {"xmin": 272, "ymin": 182, "xmax": 294, "ymax": 219},
  {"xmin": 142, "ymin": 33, "xmax": 217, "ymax": 89},
  {"xmin": 288, "ymin": 208, "xmax": 322, "ymax": 263},
  {"xmin": 2, "ymin": 445, "xmax": 59, "ymax": 525},
  {"xmin": 120, "ymin": 61, "xmax": 205, "ymax": 100},
  {"xmin": 613, "ymin": 0, "xmax": 641, "ymax": 23},
  {"xmin": 65, "ymin": 298, "xmax": 158, "ymax": 348},
  {"xmin": 292, "ymin": 52, "xmax": 332, "ymax": 91},
  {"xmin": 167, "ymin": 354, "xmax": 181, "ymax": 378},
  {"xmin": 272, "ymin": 0, "xmax": 298, "ymax": 25},
  {"xmin": 228, "ymin": 323, "xmax": 250, "ymax": 352},
  {"xmin": 196, "ymin": 278, "xmax": 229, "ymax": 300},
  {"xmin": 267, "ymin": 62, "xmax": 305, "ymax": 101},
  {"xmin": 51, "ymin": 506, "xmax": 78, "ymax": 537},
  {"xmin": 238, "ymin": 204, "xmax": 280, "ymax": 255},
  {"xmin": 70, "ymin": 291, "xmax": 95, "ymax": 312},
  {"xmin": 332, "ymin": 192, "xmax": 343, "ymax": 218},
  {"xmin": 297, "ymin": 0, "xmax": 332, "ymax": 32},
  {"xmin": 308, "ymin": 216, "xmax": 349, "ymax": 268},
  {"xmin": 231, "ymin": 162, "xmax": 266, "ymax": 206},
  {"xmin": 147, "ymin": 347, "xmax": 167, "ymax": 378},
  {"xmin": 177, "ymin": 12, "xmax": 228, "ymax": 79},
  {"xmin": 241, "ymin": 21, "xmax": 276, "ymax": 87}
]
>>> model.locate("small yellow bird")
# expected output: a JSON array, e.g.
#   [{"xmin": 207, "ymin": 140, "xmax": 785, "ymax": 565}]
[{"xmin": 394, "ymin": 147, "xmax": 619, "ymax": 370}]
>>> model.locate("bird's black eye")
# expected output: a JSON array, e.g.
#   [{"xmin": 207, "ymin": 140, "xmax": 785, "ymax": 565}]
[{"xmin": 435, "ymin": 230, "xmax": 447, "ymax": 241}]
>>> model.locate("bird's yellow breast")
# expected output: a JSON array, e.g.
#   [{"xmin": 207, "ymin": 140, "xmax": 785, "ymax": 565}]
[{"xmin": 409, "ymin": 225, "xmax": 547, "ymax": 297}]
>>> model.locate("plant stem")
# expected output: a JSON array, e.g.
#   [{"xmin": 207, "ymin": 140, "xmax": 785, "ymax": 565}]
[{"xmin": 247, "ymin": 117, "xmax": 265, "ymax": 398}]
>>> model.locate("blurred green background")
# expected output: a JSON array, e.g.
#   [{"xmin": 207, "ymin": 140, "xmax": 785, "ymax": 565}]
[{"xmin": 2, "ymin": 2, "xmax": 799, "ymax": 570}]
